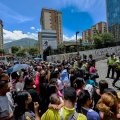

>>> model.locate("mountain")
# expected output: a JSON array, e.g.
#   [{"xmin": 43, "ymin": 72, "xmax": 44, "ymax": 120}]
[{"xmin": 4, "ymin": 38, "xmax": 38, "ymax": 50}]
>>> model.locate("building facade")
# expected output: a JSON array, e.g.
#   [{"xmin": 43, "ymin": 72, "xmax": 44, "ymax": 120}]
[
  {"xmin": 82, "ymin": 22, "xmax": 107, "ymax": 43},
  {"xmin": 38, "ymin": 30, "xmax": 57, "ymax": 54},
  {"xmin": 0, "ymin": 20, "xmax": 3, "ymax": 49},
  {"xmin": 82, "ymin": 29, "xmax": 92, "ymax": 43},
  {"xmin": 106, "ymin": 0, "xmax": 120, "ymax": 42},
  {"xmin": 40, "ymin": 8, "xmax": 63, "ymax": 45}
]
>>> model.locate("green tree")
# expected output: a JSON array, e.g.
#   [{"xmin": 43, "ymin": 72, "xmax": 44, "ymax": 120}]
[
  {"xmin": 101, "ymin": 33, "xmax": 114, "ymax": 47},
  {"xmin": 58, "ymin": 43, "xmax": 65, "ymax": 54},
  {"xmin": 0, "ymin": 49, "xmax": 5, "ymax": 55},
  {"xmin": 70, "ymin": 46, "xmax": 75, "ymax": 52},
  {"xmin": 28, "ymin": 47, "xmax": 39, "ymax": 56},
  {"xmin": 16, "ymin": 49, "xmax": 26, "ymax": 57},
  {"xmin": 93, "ymin": 34, "xmax": 102, "ymax": 49},
  {"xmin": 11, "ymin": 46, "xmax": 20, "ymax": 54}
]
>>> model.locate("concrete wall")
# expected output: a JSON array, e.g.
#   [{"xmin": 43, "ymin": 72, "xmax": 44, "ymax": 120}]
[{"xmin": 47, "ymin": 46, "xmax": 120, "ymax": 62}]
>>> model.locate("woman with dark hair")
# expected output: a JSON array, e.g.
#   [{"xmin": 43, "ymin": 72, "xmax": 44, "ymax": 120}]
[
  {"xmin": 24, "ymin": 77, "xmax": 41, "ymax": 113},
  {"xmin": 77, "ymin": 90, "xmax": 100, "ymax": 120},
  {"xmin": 14, "ymin": 91, "xmax": 40, "ymax": 120},
  {"xmin": 93, "ymin": 80, "xmax": 108, "ymax": 109},
  {"xmin": 74, "ymin": 77, "xmax": 85, "ymax": 96}
]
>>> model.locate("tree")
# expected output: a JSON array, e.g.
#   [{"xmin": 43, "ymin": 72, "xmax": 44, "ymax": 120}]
[
  {"xmin": 0, "ymin": 49, "xmax": 5, "ymax": 55},
  {"xmin": 28, "ymin": 47, "xmax": 39, "ymax": 56},
  {"xmin": 11, "ymin": 46, "xmax": 20, "ymax": 54},
  {"xmin": 58, "ymin": 43, "xmax": 65, "ymax": 54},
  {"xmin": 93, "ymin": 34, "xmax": 103, "ymax": 49},
  {"xmin": 101, "ymin": 33, "xmax": 114, "ymax": 47},
  {"xmin": 16, "ymin": 49, "xmax": 26, "ymax": 57},
  {"xmin": 70, "ymin": 46, "xmax": 75, "ymax": 52}
]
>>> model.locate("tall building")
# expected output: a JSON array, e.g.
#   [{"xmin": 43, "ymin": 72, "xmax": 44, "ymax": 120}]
[
  {"xmin": 106, "ymin": 0, "xmax": 120, "ymax": 42},
  {"xmin": 82, "ymin": 29, "xmax": 92, "ymax": 43},
  {"xmin": 40, "ymin": 8, "xmax": 63, "ymax": 45},
  {"xmin": 0, "ymin": 20, "xmax": 3, "ymax": 49},
  {"xmin": 82, "ymin": 22, "xmax": 107, "ymax": 43}
]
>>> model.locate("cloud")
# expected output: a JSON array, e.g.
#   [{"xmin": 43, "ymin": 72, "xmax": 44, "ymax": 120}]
[
  {"xmin": 0, "ymin": 3, "xmax": 33, "ymax": 23},
  {"xmin": 63, "ymin": 34, "xmax": 81, "ymax": 41},
  {"xmin": 30, "ymin": 26, "xmax": 35, "ymax": 30},
  {"xmin": 3, "ymin": 29, "xmax": 38, "ymax": 43}
]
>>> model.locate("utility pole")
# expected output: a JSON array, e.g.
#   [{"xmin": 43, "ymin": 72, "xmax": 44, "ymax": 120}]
[{"xmin": 76, "ymin": 31, "xmax": 79, "ymax": 52}]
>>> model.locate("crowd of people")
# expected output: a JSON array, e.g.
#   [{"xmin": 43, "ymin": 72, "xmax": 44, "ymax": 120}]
[{"xmin": 0, "ymin": 54, "xmax": 120, "ymax": 120}]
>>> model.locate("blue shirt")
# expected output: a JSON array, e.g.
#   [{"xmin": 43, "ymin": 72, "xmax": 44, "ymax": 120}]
[{"xmin": 81, "ymin": 107, "xmax": 100, "ymax": 120}]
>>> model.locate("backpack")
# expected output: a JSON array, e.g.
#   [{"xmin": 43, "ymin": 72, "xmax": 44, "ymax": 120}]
[{"xmin": 59, "ymin": 109, "xmax": 79, "ymax": 120}]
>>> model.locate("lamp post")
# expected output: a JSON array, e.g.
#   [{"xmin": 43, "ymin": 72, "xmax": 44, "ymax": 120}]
[{"xmin": 76, "ymin": 31, "xmax": 79, "ymax": 52}]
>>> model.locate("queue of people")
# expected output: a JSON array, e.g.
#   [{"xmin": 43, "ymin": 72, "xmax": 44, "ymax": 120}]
[{"xmin": 0, "ymin": 55, "xmax": 120, "ymax": 120}]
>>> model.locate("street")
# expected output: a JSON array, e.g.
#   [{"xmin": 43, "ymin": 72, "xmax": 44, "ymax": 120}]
[{"xmin": 96, "ymin": 59, "xmax": 120, "ymax": 92}]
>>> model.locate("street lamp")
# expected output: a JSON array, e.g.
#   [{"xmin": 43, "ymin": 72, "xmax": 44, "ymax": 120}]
[{"xmin": 76, "ymin": 31, "xmax": 79, "ymax": 52}]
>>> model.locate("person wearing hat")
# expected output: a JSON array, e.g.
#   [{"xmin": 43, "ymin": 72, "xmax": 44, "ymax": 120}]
[{"xmin": 0, "ymin": 73, "xmax": 13, "ymax": 120}]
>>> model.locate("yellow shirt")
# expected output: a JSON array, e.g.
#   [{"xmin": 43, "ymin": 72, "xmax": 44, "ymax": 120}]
[
  {"xmin": 41, "ymin": 107, "xmax": 87, "ymax": 120},
  {"xmin": 41, "ymin": 108, "xmax": 61, "ymax": 120},
  {"xmin": 61, "ymin": 107, "xmax": 87, "ymax": 120}
]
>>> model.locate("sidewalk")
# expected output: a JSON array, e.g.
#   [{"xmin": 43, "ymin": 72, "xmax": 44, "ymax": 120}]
[{"xmin": 96, "ymin": 59, "xmax": 120, "ymax": 92}]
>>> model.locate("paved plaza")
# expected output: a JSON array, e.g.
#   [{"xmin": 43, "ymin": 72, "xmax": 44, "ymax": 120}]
[{"xmin": 96, "ymin": 59, "xmax": 120, "ymax": 92}]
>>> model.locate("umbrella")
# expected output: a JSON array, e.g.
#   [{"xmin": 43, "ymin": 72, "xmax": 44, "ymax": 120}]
[{"xmin": 7, "ymin": 64, "xmax": 29, "ymax": 73}]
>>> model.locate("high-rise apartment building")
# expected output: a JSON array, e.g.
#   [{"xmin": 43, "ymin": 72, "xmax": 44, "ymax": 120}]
[
  {"xmin": 0, "ymin": 20, "xmax": 3, "ymax": 49},
  {"xmin": 40, "ymin": 8, "xmax": 63, "ymax": 45},
  {"xmin": 82, "ymin": 22, "xmax": 107, "ymax": 43},
  {"xmin": 82, "ymin": 29, "xmax": 92, "ymax": 43},
  {"xmin": 106, "ymin": 0, "xmax": 120, "ymax": 42}
]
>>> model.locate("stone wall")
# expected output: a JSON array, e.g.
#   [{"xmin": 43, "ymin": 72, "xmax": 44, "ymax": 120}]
[{"xmin": 47, "ymin": 46, "xmax": 120, "ymax": 62}]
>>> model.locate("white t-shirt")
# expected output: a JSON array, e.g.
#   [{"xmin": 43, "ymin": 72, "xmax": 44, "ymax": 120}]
[{"xmin": 15, "ymin": 82, "xmax": 24, "ymax": 92}]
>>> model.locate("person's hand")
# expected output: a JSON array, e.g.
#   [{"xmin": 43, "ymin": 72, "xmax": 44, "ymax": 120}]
[
  {"xmin": 49, "ymin": 104, "xmax": 58, "ymax": 110},
  {"xmin": 57, "ymin": 105, "xmax": 62, "ymax": 110},
  {"xmin": 34, "ymin": 102, "xmax": 39, "ymax": 112}
]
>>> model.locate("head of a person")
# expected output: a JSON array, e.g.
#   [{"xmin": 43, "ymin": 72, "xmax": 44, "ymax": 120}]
[
  {"xmin": 89, "ymin": 54, "xmax": 93, "ymax": 59},
  {"xmin": 16, "ymin": 75, "xmax": 23, "ymax": 83},
  {"xmin": 99, "ymin": 80, "xmax": 108, "ymax": 94},
  {"xmin": 49, "ymin": 93, "xmax": 60, "ymax": 105},
  {"xmin": 63, "ymin": 87, "xmax": 76, "ymax": 105},
  {"xmin": 103, "ymin": 88, "xmax": 118, "ymax": 98},
  {"xmin": 49, "ymin": 65, "xmax": 54, "ymax": 72},
  {"xmin": 40, "ymin": 73, "xmax": 47, "ymax": 83},
  {"xmin": 54, "ymin": 71, "xmax": 60, "ymax": 79},
  {"xmin": 14, "ymin": 91, "xmax": 32, "ymax": 117},
  {"xmin": 11, "ymin": 72, "xmax": 18, "ymax": 79},
  {"xmin": 70, "ymin": 69, "xmax": 75, "ymax": 75},
  {"xmin": 37, "ymin": 66, "xmax": 42, "ymax": 72},
  {"xmin": 24, "ymin": 77, "xmax": 35, "ymax": 90},
  {"xmin": 57, "ymin": 64, "xmax": 63, "ymax": 72},
  {"xmin": 111, "ymin": 54, "xmax": 114, "ymax": 59},
  {"xmin": 74, "ymin": 77, "xmax": 85, "ymax": 90},
  {"xmin": 0, "ymin": 68, "xmax": 3, "ymax": 75},
  {"xmin": 96, "ymin": 92, "xmax": 118, "ymax": 116},
  {"xmin": 47, "ymin": 84, "xmax": 57, "ymax": 98},
  {"xmin": 77, "ymin": 90, "xmax": 92, "ymax": 112},
  {"xmin": 0, "ymin": 73, "xmax": 10, "ymax": 95}
]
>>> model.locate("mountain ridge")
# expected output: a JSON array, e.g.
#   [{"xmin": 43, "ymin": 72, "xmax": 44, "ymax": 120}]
[{"xmin": 4, "ymin": 38, "xmax": 38, "ymax": 50}]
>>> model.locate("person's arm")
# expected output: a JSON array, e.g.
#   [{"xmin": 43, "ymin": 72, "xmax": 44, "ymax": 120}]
[
  {"xmin": 34, "ymin": 102, "xmax": 41, "ymax": 120},
  {"xmin": 1, "ymin": 113, "xmax": 13, "ymax": 120}
]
